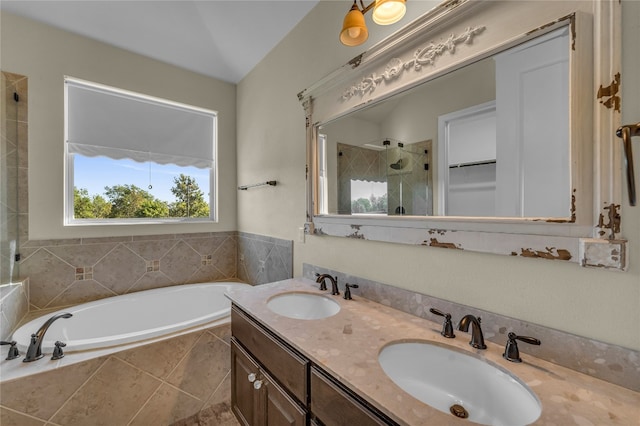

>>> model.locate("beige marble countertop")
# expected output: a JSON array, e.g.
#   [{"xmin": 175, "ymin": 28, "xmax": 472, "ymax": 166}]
[{"xmin": 227, "ymin": 278, "xmax": 640, "ymax": 426}]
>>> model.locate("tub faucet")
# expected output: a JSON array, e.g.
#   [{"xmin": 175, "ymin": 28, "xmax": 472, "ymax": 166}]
[
  {"xmin": 23, "ymin": 312, "xmax": 73, "ymax": 362},
  {"xmin": 457, "ymin": 314, "xmax": 487, "ymax": 349},
  {"xmin": 315, "ymin": 273, "xmax": 339, "ymax": 295}
]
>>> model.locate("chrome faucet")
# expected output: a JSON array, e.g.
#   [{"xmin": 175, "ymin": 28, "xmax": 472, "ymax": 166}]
[
  {"xmin": 457, "ymin": 315, "xmax": 487, "ymax": 349},
  {"xmin": 315, "ymin": 273, "xmax": 339, "ymax": 295},
  {"xmin": 23, "ymin": 312, "xmax": 73, "ymax": 362}
]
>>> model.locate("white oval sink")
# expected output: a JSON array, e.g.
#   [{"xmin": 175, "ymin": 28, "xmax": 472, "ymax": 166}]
[
  {"xmin": 378, "ymin": 342, "xmax": 541, "ymax": 425},
  {"xmin": 267, "ymin": 292, "xmax": 340, "ymax": 320}
]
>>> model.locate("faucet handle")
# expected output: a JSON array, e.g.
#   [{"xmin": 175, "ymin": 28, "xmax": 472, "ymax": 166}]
[
  {"xmin": 503, "ymin": 332, "xmax": 541, "ymax": 363},
  {"xmin": 429, "ymin": 308, "xmax": 455, "ymax": 338},
  {"xmin": 52, "ymin": 341, "xmax": 67, "ymax": 360},
  {"xmin": 0, "ymin": 341, "xmax": 20, "ymax": 360},
  {"xmin": 344, "ymin": 283, "xmax": 359, "ymax": 300}
]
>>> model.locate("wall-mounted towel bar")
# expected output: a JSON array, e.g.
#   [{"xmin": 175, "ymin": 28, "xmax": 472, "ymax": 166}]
[
  {"xmin": 616, "ymin": 123, "xmax": 639, "ymax": 206},
  {"xmin": 238, "ymin": 180, "xmax": 277, "ymax": 191}
]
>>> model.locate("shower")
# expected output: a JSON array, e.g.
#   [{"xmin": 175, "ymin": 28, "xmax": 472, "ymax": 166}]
[{"xmin": 390, "ymin": 158, "xmax": 404, "ymax": 170}]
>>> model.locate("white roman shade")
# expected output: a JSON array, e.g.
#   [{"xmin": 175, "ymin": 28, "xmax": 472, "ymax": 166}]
[{"xmin": 65, "ymin": 77, "xmax": 216, "ymax": 169}]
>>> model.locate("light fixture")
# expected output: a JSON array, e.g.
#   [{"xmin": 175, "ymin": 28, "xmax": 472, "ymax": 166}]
[{"xmin": 340, "ymin": 0, "xmax": 407, "ymax": 47}]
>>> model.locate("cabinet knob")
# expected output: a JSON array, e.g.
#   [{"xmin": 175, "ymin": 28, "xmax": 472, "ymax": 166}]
[
  {"xmin": 248, "ymin": 373, "xmax": 257, "ymax": 383},
  {"xmin": 253, "ymin": 380, "xmax": 263, "ymax": 390}
]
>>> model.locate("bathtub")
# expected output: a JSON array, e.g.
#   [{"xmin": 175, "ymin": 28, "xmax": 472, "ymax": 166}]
[{"xmin": 12, "ymin": 282, "xmax": 250, "ymax": 353}]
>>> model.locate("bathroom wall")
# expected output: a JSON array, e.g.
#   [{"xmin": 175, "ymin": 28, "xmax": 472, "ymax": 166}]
[
  {"xmin": 0, "ymin": 14, "xmax": 291, "ymax": 319},
  {"xmin": 237, "ymin": 0, "xmax": 640, "ymax": 352},
  {"xmin": 0, "ymin": 324, "xmax": 237, "ymax": 426},
  {"xmin": 0, "ymin": 11, "xmax": 237, "ymax": 240}
]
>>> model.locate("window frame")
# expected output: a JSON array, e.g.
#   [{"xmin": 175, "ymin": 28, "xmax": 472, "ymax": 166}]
[{"xmin": 63, "ymin": 77, "xmax": 218, "ymax": 225}]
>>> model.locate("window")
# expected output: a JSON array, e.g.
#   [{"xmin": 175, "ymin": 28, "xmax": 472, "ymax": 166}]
[{"xmin": 64, "ymin": 77, "xmax": 217, "ymax": 223}]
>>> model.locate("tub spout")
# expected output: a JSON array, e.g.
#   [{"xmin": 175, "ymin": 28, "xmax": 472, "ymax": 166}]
[{"xmin": 23, "ymin": 313, "xmax": 73, "ymax": 362}]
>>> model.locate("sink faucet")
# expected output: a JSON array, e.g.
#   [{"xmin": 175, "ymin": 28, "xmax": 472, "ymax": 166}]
[
  {"xmin": 457, "ymin": 315, "xmax": 487, "ymax": 349},
  {"xmin": 315, "ymin": 273, "xmax": 339, "ymax": 295},
  {"xmin": 23, "ymin": 312, "xmax": 73, "ymax": 362}
]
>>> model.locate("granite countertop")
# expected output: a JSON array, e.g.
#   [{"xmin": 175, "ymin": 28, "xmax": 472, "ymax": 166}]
[{"xmin": 226, "ymin": 278, "xmax": 640, "ymax": 426}]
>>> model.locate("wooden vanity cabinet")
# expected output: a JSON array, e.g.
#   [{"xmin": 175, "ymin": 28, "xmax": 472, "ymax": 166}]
[
  {"xmin": 231, "ymin": 304, "xmax": 397, "ymax": 426},
  {"xmin": 310, "ymin": 367, "xmax": 391, "ymax": 426},
  {"xmin": 231, "ymin": 339, "xmax": 306, "ymax": 426}
]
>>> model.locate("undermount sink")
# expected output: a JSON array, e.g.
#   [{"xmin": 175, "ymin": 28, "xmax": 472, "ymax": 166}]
[
  {"xmin": 378, "ymin": 341, "xmax": 541, "ymax": 426},
  {"xmin": 267, "ymin": 292, "xmax": 340, "ymax": 320}
]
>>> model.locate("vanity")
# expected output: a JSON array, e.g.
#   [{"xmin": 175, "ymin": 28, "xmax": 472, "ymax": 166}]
[{"xmin": 227, "ymin": 279, "xmax": 640, "ymax": 425}]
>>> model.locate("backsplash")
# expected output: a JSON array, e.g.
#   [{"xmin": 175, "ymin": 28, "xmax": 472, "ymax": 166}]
[{"xmin": 303, "ymin": 263, "xmax": 640, "ymax": 392}]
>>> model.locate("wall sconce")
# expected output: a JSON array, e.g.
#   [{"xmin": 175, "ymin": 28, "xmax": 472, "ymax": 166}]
[{"xmin": 340, "ymin": 0, "xmax": 407, "ymax": 46}]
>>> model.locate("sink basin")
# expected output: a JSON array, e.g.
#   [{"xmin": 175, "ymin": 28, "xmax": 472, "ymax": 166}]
[
  {"xmin": 267, "ymin": 292, "xmax": 340, "ymax": 320},
  {"xmin": 378, "ymin": 342, "xmax": 541, "ymax": 425}
]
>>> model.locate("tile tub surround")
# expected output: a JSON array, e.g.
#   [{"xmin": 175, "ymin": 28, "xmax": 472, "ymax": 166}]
[
  {"xmin": 18, "ymin": 232, "xmax": 239, "ymax": 311},
  {"xmin": 0, "ymin": 280, "xmax": 28, "ymax": 341},
  {"xmin": 16, "ymin": 231, "xmax": 292, "ymax": 312},
  {"xmin": 227, "ymin": 279, "xmax": 640, "ymax": 425},
  {"xmin": 303, "ymin": 264, "xmax": 640, "ymax": 392},
  {"xmin": 237, "ymin": 232, "xmax": 293, "ymax": 285},
  {"xmin": 0, "ymin": 323, "xmax": 240, "ymax": 426}
]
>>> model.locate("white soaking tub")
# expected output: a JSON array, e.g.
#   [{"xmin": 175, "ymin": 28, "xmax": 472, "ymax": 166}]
[{"xmin": 12, "ymin": 282, "xmax": 250, "ymax": 353}]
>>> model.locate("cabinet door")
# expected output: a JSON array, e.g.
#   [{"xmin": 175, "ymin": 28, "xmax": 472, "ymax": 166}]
[
  {"xmin": 263, "ymin": 369, "xmax": 307, "ymax": 426},
  {"xmin": 310, "ymin": 367, "xmax": 393, "ymax": 426},
  {"xmin": 232, "ymin": 307, "xmax": 309, "ymax": 403},
  {"xmin": 231, "ymin": 339, "xmax": 262, "ymax": 426}
]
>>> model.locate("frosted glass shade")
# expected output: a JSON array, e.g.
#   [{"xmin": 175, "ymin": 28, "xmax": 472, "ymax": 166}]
[
  {"xmin": 372, "ymin": 0, "xmax": 406, "ymax": 25},
  {"xmin": 340, "ymin": 4, "xmax": 369, "ymax": 46}
]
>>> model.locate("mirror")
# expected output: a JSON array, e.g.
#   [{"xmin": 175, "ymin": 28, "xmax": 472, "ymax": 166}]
[
  {"xmin": 300, "ymin": 0, "xmax": 625, "ymax": 269},
  {"xmin": 318, "ymin": 26, "xmax": 570, "ymax": 218}
]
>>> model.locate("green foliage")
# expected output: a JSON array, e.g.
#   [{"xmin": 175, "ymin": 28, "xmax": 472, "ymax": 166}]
[
  {"xmin": 74, "ymin": 174, "xmax": 210, "ymax": 220},
  {"xmin": 74, "ymin": 187, "xmax": 111, "ymax": 218},
  {"xmin": 169, "ymin": 174, "xmax": 210, "ymax": 218},
  {"xmin": 104, "ymin": 184, "xmax": 168, "ymax": 218},
  {"xmin": 351, "ymin": 193, "xmax": 387, "ymax": 214}
]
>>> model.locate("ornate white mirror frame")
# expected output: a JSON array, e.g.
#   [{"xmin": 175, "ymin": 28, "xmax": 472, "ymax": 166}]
[{"xmin": 298, "ymin": 0, "xmax": 625, "ymax": 270}]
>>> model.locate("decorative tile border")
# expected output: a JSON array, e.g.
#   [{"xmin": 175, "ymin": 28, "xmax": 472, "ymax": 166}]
[{"xmin": 303, "ymin": 263, "xmax": 640, "ymax": 392}]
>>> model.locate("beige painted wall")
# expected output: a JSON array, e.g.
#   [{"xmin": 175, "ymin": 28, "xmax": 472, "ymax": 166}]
[
  {"xmin": 238, "ymin": 1, "xmax": 640, "ymax": 351},
  {"xmin": 0, "ymin": 12, "xmax": 237, "ymax": 239}
]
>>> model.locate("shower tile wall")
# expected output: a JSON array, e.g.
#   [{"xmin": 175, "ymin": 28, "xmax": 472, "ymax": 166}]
[
  {"xmin": 336, "ymin": 141, "xmax": 433, "ymax": 216},
  {"xmin": 0, "ymin": 323, "xmax": 239, "ymax": 426},
  {"xmin": 19, "ymin": 232, "xmax": 239, "ymax": 311},
  {"xmin": 0, "ymin": 71, "xmax": 28, "ymax": 283},
  {"xmin": 0, "ymin": 279, "xmax": 28, "ymax": 340}
]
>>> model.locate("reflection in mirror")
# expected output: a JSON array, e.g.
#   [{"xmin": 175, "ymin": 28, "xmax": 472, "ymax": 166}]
[{"xmin": 318, "ymin": 25, "xmax": 571, "ymax": 219}]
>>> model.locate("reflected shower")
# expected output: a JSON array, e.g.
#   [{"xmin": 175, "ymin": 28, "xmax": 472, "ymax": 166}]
[{"xmin": 390, "ymin": 158, "xmax": 404, "ymax": 170}]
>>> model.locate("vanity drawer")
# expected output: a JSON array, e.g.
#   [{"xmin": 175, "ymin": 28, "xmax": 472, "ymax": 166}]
[
  {"xmin": 231, "ymin": 306, "xmax": 308, "ymax": 403},
  {"xmin": 310, "ymin": 366, "xmax": 395, "ymax": 426}
]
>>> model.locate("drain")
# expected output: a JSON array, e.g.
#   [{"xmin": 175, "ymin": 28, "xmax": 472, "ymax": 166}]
[{"xmin": 450, "ymin": 404, "xmax": 469, "ymax": 419}]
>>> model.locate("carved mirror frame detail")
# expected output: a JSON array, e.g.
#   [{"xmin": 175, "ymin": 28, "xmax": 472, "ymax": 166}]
[{"xmin": 298, "ymin": 0, "xmax": 625, "ymax": 270}]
